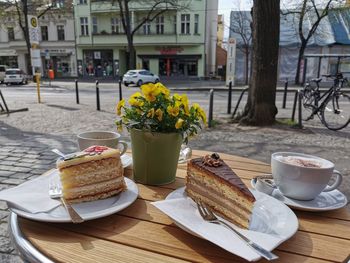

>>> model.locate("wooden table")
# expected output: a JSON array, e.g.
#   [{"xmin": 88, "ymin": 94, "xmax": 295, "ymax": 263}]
[{"xmin": 9, "ymin": 150, "xmax": 350, "ymax": 262}]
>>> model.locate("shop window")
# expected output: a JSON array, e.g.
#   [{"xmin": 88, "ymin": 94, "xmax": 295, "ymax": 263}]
[
  {"xmin": 57, "ymin": 25, "xmax": 65, "ymax": 40},
  {"xmin": 41, "ymin": 26, "xmax": 48, "ymax": 41},
  {"xmin": 143, "ymin": 21, "xmax": 151, "ymax": 35},
  {"xmin": 181, "ymin": 14, "xmax": 190, "ymax": 34},
  {"xmin": 156, "ymin": 16, "xmax": 164, "ymax": 34},
  {"xmin": 92, "ymin": 17, "xmax": 98, "ymax": 34},
  {"xmin": 194, "ymin": 14, "xmax": 199, "ymax": 34},
  {"xmin": 111, "ymin": 18, "xmax": 119, "ymax": 34},
  {"xmin": 80, "ymin": 17, "xmax": 89, "ymax": 36},
  {"xmin": 7, "ymin": 27, "xmax": 14, "ymax": 41}
]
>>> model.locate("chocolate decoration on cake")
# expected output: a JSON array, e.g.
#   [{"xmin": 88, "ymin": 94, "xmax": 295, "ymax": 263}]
[{"xmin": 202, "ymin": 154, "xmax": 223, "ymax": 167}]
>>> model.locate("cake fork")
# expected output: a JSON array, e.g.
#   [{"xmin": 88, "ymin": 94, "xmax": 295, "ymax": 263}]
[
  {"xmin": 195, "ymin": 201, "xmax": 278, "ymax": 261},
  {"xmin": 49, "ymin": 180, "xmax": 84, "ymax": 224}
]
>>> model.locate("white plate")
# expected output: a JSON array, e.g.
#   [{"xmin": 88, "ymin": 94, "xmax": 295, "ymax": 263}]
[
  {"xmin": 10, "ymin": 176, "xmax": 138, "ymax": 223},
  {"xmin": 163, "ymin": 187, "xmax": 298, "ymax": 261},
  {"xmin": 251, "ymin": 178, "xmax": 348, "ymax": 212},
  {"xmin": 121, "ymin": 154, "xmax": 132, "ymax": 168}
]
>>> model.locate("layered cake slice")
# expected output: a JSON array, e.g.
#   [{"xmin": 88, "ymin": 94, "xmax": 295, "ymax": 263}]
[
  {"xmin": 186, "ymin": 153, "xmax": 256, "ymax": 229},
  {"xmin": 56, "ymin": 146, "xmax": 126, "ymax": 203}
]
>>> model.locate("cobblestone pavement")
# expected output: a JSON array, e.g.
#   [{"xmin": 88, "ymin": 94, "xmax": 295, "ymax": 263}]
[{"xmin": 0, "ymin": 83, "xmax": 349, "ymax": 262}]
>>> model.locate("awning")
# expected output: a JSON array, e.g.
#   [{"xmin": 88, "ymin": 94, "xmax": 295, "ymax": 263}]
[
  {"xmin": 138, "ymin": 54, "xmax": 202, "ymax": 59},
  {"xmin": 0, "ymin": 50, "xmax": 17, "ymax": 57}
]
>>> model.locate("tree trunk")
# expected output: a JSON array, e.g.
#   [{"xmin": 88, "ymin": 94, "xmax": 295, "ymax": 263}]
[
  {"xmin": 239, "ymin": 0, "xmax": 280, "ymax": 126},
  {"xmin": 127, "ymin": 38, "xmax": 136, "ymax": 70},
  {"xmin": 294, "ymin": 42, "xmax": 306, "ymax": 85},
  {"xmin": 244, "ymin": 46, "xmax": 249, "ymax": 85}
]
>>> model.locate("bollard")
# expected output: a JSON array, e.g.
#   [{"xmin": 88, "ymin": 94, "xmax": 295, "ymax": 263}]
[
  {"xmin": 96, "ymin": 80, "xmax": 100, "ymax": 111},
  {"xmin": 119, "ymin": 80, "xmax": 123, "ymax": 101},
  {"xmin": 75, "ymin": 79, "xmax": 80, "ymax": 104},
  {"xmin": 291, "ymin": 90, "xmax": 299, "ymax": 121},
  {"xmin": 282, "ymin": 78, "xmax": 288, "ymax": 109},
  {"xmin": 0, "ymin": 90, "xmax": 9, "ymax": 113},
  {"xmin": 208, "ymin": 89, "xmax": 214, "ymax": 128},
  {"xmin": 232, "ymin": 87, "xmax": 248, "ymax": 118},
  {"xmin": 227, "ymin": 81, "xmax": 232, "ymax": 114},
  {"xmin": 298, "ymin": 91, "xmax": 303, "ymax": 128}
]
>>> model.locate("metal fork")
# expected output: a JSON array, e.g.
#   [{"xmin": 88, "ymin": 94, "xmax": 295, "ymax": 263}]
[
  {"xmin": 196, "ymin": 201, "xmax": 278, "ymax": 261},
  {"xmin": 49, "ymin": 180, "xmax": 84, "ymax": 224}
]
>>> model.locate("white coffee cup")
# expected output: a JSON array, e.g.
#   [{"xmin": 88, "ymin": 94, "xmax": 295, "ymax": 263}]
[
  {"xmin": 77, "ymin": 131, "xmax": 128, "ymax": 155},
  {"xmin": 271, "ymin": 152, "xmax": 342, "ymax": 201}
]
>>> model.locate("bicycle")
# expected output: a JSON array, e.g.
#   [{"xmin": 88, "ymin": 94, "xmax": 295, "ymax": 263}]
[{"xmin": 302, "ymin": 73, "xmax": 350, "ymax": 130}]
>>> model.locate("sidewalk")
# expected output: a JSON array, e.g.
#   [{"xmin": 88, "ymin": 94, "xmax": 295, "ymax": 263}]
[{"xmin": 0, "ymin": 88, "xmax": 349, "ymax": 262}]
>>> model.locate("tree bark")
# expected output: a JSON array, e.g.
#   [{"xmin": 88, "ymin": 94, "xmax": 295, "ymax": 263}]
[
  {"xmin": 244, "ymin": 46, "xmax": 249, "ymax": 85},
  {"xmin": 239, "ymin": 0, "xmax": 280, "ymax": 126},
  {"xmin": 295, "ymin": 41, "xmax": 307, "ymax": 85}
]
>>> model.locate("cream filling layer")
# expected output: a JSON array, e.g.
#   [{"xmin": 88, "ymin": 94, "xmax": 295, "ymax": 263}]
[{"xmin": 62, "ymin": 177, "xmax": 125, "ymax": 199}]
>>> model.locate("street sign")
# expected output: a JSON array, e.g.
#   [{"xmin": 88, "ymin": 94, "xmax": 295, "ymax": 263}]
[
  {"xmin": 31, "ymin": 49, "xmax": 41, "ymax": 67},
  {"xmin": 28, "ymin": 15, "xmax": 39, "ymax": 45}
]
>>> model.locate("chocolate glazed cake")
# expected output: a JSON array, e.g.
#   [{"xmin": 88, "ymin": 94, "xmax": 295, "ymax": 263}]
[{"xmin": 185, "ymin": 153, "xmax": 256, "ymax": 229}]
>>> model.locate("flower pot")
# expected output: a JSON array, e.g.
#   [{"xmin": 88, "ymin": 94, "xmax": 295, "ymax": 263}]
[{"xmin": 130, "ymin": 129, "xmax": 182, "ymax": 185}]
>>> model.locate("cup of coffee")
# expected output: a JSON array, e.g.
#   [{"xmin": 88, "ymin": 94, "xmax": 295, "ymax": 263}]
[
  {"xmin": 77, "ymin": 131, "xmax": 128, "ymax": 155},
  {"xmin": 271, "ymin": 152, "xmax": 342, "ymax": 200}
]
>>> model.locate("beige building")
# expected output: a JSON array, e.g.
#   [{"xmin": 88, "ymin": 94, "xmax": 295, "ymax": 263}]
[{"xmin": 217, "ymin": 14, "xmax": 224, "ymax": 48}]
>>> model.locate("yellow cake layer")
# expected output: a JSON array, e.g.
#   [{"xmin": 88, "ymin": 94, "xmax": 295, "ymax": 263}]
[{"xmin": 60, "ymin": 158, "xmax": 123, "ymax": 188}]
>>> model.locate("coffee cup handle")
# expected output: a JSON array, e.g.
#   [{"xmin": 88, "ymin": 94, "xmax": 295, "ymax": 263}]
[
  {"xmin": 323, "ymin": 170, "xmax": 342, "ymax": 192},
  {"xmin": 118, "ymin": 141, "xmax": 128, "ymax": 156}
]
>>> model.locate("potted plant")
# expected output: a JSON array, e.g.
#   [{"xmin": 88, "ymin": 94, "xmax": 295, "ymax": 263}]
[{"xmin": 116, "ymin": 83, "xmax": 206, "ymax": 185}]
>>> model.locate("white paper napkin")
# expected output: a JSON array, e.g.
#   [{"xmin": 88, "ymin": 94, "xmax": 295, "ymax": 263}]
[
  {"xmin": 0, "ymin": 170, "xmax": 61, "ymax": 214},
  {"xmin": 152, "ymin": 197, "xmax": 282, "ymax": 262}
]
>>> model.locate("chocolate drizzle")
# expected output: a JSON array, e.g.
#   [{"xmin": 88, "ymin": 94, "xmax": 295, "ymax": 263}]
[
  {"xmin": 202, "ymin": 153, "xmax": 223, "ymax": 167},
  {"xmin": 190, "ymin": 156, "xmax": 255, "ymax": 202}
]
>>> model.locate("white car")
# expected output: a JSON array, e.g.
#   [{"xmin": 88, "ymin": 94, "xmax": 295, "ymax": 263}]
[
  {"xmin": 4, "ymin": 68, "xmax": 28, "ymax": 85},
  {"xmin": 123, "ymin": 69, "xmax": 160, "ymax": 87}
]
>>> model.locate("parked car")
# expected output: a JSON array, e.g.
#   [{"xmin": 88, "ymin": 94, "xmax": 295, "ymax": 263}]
[
  {"xmin": 123, "ymin": 69, "xmax": 160, "ymax": 87},
  {"xmin": 0, "ymin": 65, "xmax": 8, "ymax": 84},
  {"xmin": 4, "ymin": 68, "xmax": 28, "ymax": 85}
]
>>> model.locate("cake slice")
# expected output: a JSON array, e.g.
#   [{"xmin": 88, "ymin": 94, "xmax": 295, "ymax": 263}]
[
  {"xmin": 56, "ymin": 146, "xmax": 126, "ymax": 203},
  {"xmin": 186, "ymin": 153, "xmax": 256, "ymax": 229}
]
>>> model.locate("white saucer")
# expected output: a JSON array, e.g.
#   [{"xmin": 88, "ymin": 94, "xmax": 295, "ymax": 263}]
[
  {"xmin": 121, "ymin": 154, "xmax": 132, "ymax": 168},
  {"xmin": 251, "ymin": 178, "xmax": 348, "ymax": 212}
]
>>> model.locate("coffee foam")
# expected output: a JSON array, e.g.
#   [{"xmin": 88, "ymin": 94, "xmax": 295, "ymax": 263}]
[{"xmin": 276, "ymin": 155, "xmax": 329, "ymax": 168}]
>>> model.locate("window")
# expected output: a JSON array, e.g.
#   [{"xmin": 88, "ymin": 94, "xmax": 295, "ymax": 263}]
[
  {"xmin": 92, "ymin": 17, "xmax": 98, "ymax": 34},
  {"xmin": 7, "ymin": 27, "xmax": 14, "ymax": 41},
  {"xmin": 156, "ymin": 16, "xmax": 164, "ymax": 34},
  {"xmin": 173, "ymin": 15, "xmax": 177, "ymax": 34},
  {"xmin": 181, "ymin": 14, "xmax": 190, "ymax": 34},
  {"xmin": 57, "ymin": 25, "xmax": 65, "ymax": 40},
  {"xmin": 41, "ymin": 26, "xmax": 48, "ymax": 41},
  {"xmin": 194, "ymin": 14, "xmax": 199, "ymax": 34},
  {"xmin": 143, "ymin": 20, "xmax": 151, "ymax": 35},
  {"xmin": 53, "ymin": 0, "xmax": 64, "ymax": 8},
  {"xmin": 80, "ymin": 17, "xmax": 89, "ymax": 36},
  {"xmin": 111, "ymin": 17, "xmax": 119, "ymax": 34},
  {"xmin": 79, "ymin": 0, "xmax": 87, "ymax": 4}
]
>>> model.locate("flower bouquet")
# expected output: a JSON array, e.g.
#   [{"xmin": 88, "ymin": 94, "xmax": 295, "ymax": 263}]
[{"xmin": 116, "ymin": 82, "xmax": 206, "ymax": 185}]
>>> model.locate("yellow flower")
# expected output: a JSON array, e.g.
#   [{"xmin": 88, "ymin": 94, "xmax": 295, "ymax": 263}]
[
  {"xmin": 173, "ymin": 93, "xmax": 182, "ymax": 101},
  {"xmin": 131, "ymin": 91, "xmax": 143, "ymax": 99},
  {"xmin": 116, "ymin": 99, "xmax": 125, "ymax": 116},
  {"xmin": 181, "ymin": 94, "xmax": 190, "ymax": 116},
  {"xmin": 136, "ymin": 109, "xmax": 143, "ymax": 115},
  {"xmin": 116, "ymin": 121, "xmax": 123, "ymax": 132},
  {"xmin": 141, "ymin": 83, "xmax": 161, "ymax": 102},
  {"xmin": 192, "ymin": 103, "xmax": 207, "ymax": 124},
  {"xmin": 155, "ymin": 108, "xmax": 163, "ymax": 121},
  {"xmin": 147, "ymin": 108, "xmax": 155, "ymax": 118},
  {"xmin": 167, "ymin": 105, "xmax": 180, "ymax": 117},
  {"xmin": 128, "ymin": 97, "xmax": 144, "ymax": 107},
  {"xmin": 175, "ymin": 118, "xmax": 184, "ymax": 129},
  {"xmin": 155, "ymin": 83, "xmax": 170, "ymax": 98}
]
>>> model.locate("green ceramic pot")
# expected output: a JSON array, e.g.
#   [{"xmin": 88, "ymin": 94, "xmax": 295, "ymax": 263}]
[{"xmin": 130, "ymin": 129, "xmax": 183, "ymax": 185}]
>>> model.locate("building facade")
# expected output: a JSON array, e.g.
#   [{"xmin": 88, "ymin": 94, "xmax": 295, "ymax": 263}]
[
  {"xmin": 0, "ymin": 2, "xmax": 77, "ymax": 77},
  {"xmin": 74, "ymin": 0, "xmax": 218, "ymax": 79}
]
